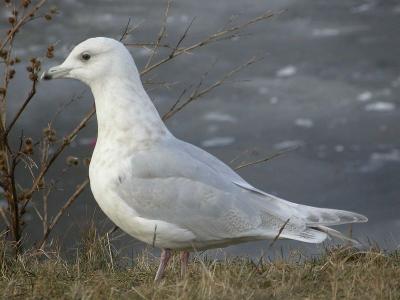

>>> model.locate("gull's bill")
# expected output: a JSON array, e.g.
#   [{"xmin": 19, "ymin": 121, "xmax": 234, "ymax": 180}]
[{"xmin": 41, "ymin": 65, "xmax": 71, "ymax": 80}]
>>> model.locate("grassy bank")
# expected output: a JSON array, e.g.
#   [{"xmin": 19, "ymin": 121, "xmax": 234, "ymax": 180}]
[{"xmin": 0, "ymin": 230, "xmax": 399, "ymax": 299}]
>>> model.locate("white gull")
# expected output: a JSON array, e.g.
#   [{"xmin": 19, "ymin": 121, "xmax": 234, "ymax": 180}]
[{"xmin": 43, "ymin": 37, "xmax": 367, "ymax": 282}]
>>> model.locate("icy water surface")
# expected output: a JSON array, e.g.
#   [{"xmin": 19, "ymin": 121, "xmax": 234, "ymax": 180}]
[{"xmin": 2, "ymin": 0, "xmax": 400, "ymax": 255}]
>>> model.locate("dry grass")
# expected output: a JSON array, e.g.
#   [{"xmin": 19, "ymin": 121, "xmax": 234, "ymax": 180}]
[{"xmin": 0, "ymin": 229, "xmax": 398, "ymax": 300}]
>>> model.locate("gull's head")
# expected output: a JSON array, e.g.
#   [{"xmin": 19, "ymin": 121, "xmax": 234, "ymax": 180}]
[{"xmin": 42, "ymin": 37, "xmax": 137, "ymax": 85}]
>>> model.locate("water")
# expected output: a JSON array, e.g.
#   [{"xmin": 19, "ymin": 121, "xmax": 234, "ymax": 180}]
[{"xmin": 2, "ymin": 0, "xmax": 400, "ymax": 255}]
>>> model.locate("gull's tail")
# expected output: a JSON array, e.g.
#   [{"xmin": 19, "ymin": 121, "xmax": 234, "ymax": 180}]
[
  {"xmin": 278, "ymin": 205, "xmax": 368, "ymax": 245},
  {"xmin": 232, "ymin": 180, "xmax": 367, "ymax": 245}
]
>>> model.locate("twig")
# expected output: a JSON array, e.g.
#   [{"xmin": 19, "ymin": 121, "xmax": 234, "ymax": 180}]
[
  {"xmin": 21, "ymin": 106, "xmax": 95, "ymax": 211},
  {"xmin": 106, "ymin": 232, "xmax": 114, "ymax": 271},
  {"xmin": 51, "ymin": 89, "xmax": 87, "ymax": 125},
  {"xmin": 234, "ymin": 146, "xmax": 299, "ymax": 170},
  {"xmin": 119, "ymin": 17, "xmax": 132, "ymax": 42},
  {"xmin": 269, "ymin": 218, "xmax": 290, "ymax": 248},
  {"xmin": 144, "ymin": 0, "xmax": 171, "ymax": 70},
  {"xmin": 152, "ymin": 224, "xmax": 157, "ymax": 247},
  {"xmin": 168, "ymin": 17, "xmax": 196, "ymax": 58},
  {"xmin": 162, "ymin": 56, "xmax": 259, "ymax": 120},
  {"xmin": 38, "ymin": 178, "xmax": 89, "ymax": 249},
  {"xmin": 161, "ymin": 88, "xmax": 187, "ymax": 120},
  {"xmin": 42, "ymin": 186, "xmax": 52, "ymax": 235},
  {"xmin": 124, "ymin": 42, "xmax": 172, "ymax": 49},
  {"xmin": 9, "ymin": 150, "xmax": 21, "ymax": 249},
  {"xmin": 139, "ymin": 11, "xmax": 276, "ymax": 76},
  {"xmin": 107, "ymin": 225, "xmax": 119, "ymax": 235},
  {"xmin": 0, "ymin": 0, "xmax": 48, "ymax": 52},
  {"xmin": 4, "ymin": 79, "xmax": 37, "ymax": 138}
]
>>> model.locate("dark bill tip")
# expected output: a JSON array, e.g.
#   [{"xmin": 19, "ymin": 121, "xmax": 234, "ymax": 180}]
[{"xmin": 41, "ymin": 72, "xmax": 52, "ymax": 80}]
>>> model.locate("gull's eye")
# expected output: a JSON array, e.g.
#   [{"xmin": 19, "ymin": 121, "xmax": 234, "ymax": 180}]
[{"xmin": 81, "ymin": 52, "xmax": 91, "ymax": 61}]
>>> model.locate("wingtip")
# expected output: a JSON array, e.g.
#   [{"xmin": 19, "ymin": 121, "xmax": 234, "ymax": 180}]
[{"xmin": 355, "ymin": 214, "xmax": 368, "ymax": 223}]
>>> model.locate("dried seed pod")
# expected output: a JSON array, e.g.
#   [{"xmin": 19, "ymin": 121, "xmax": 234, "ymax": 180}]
[
  {"xmin": 37, "ymin": 178, "xmax": 45, "ymax": 188},
  {"xmin": 26, "ymin": 66, "xmax": 33, "ymax": 72},
  {"xmin": 43, "ymin": 127, "xmax": 56, "ymax": 142},
  {"xmin": 22, "ymin": 138, "xmax": 33, "ymax": 155},
  {"xmin": 21, "ymin": 0, "xmax": 31, "ymax": 7},
  {"xmin": 66, "ymin": 156, "xmax": 79, "ymax": 166},
  {"xmin": 22, "ymin": 146, "xmax": 33, "ymax": 155},
  {"xmin": 24, "ymin": 137, "xmax": 33, "ymax": 145},
  {"xmin": 29, "ymin": 73, "xmax": 38, "ymax": 81},
  {"xmin": 25, "ymin": 193, "xmax": 31, "ymax": 201},
  {"xmin": 33, "ymin": 60, "xmax": 41, "ymax": 70},
  {"xmin": 0, "ymin": 50, "xmax": 8, "ymax": 59},
  {"xmin": 8, "ymin": 69, "xmax": 15, "ymax": 79},
  {"xmin": 21, "ymin": 189, "xmax": 31, "ymax": 201},
  {"xmin": 46, "ymin": 45, "xmax": 55, "ymax": 59},
  {"xmin": 14, "ymin": 57, "xmax": 20, "ymax": 63},
  {"xmin": 8, "ymin": 16, "xmax": 16, "ymax": 25},
  {"xmin": 50, "ymin": 6, "xmax": 58, "ymax": 14},
  {"xmin": 0, "ymin": 88, "xmax": 6, "ymax": 96},
  {"xmin": 44, "ymin": 14, "xmax": 52, "ymax": 21}
]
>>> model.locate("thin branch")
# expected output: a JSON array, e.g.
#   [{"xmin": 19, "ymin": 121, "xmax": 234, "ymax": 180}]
[
  {"xmin": 42, "ymin": 186, "xmax": 52, "ymax": 235},
  {"xmin": 8, "ymin": 130, "xmax": 24, "ymax": 247},
  {"xmin": 269, "ymin": 218, "xmax": 290, "ymax": 248},
  {"xmin": 0, "ymin": 40, "xmax": 15, "ymax": 129},
  {"xmin": 4, "ymin": 79, "xmax": 37, "ymax": 137},
  {"xmin": 162, "ymin": 56, "xmax": 259, "ymax": 121},
  {"xmin": 139, "ymin": 11, "xmax": 276, "ymax": 76},
  {"xmin": 168, "ymin": 17, "xmax": 196, "ymax": 58},
  {"xmin": 107, "ymin": 225, "xmax": 120, "ymax": 235},
  {"xmin": 152, "ymin": 224, "xmax": 157, "ymax": 248},
  {"xmin": 124, "ymin": 42, "xmax": 172, "ymax": 49},
  {"xmin": 51, "ymin": 89, "xmax": 87, "ymax": 125},
  {"xmin": 144, "ymin": 0, "xmax": 171, "ymax": 70},
  {"xmin": 38, "ymin": 178, "xmax": 90, "ymax": 249},
  {"xmin": 161, "ymin": 88, "xmax": 187, "ymax": 120},
  {"xmin": 21, "ymin": 106, "xmax": 95, "ymax": 211},
  {"xmin": 119, "ymin": 17, "xmax": 132, "ymax": 42},
  {"xmin": 234, "ymin": 146, "xmax": 299, "ymax": 171},
  {"xmin": 0, "ymin": 0, "xmax": 48, "ymax": 52},
  {"xmin": 9, "ymin": 154, "xmax": 20, "ymax": 248}
]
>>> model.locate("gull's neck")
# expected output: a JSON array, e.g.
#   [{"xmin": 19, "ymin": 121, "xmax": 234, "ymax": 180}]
[{"xmin": 90, "ymin": 76, "xmax": 171, "ymax": 148}]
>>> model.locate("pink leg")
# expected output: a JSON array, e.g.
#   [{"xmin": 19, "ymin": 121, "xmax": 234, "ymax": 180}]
[
  {"xmin": 180, "ymin": 251, "xmax": 190, "ymax": 278},
  {"xmin": 154, "ymin": 248, "xmax": 172, "ymax": 283}
]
